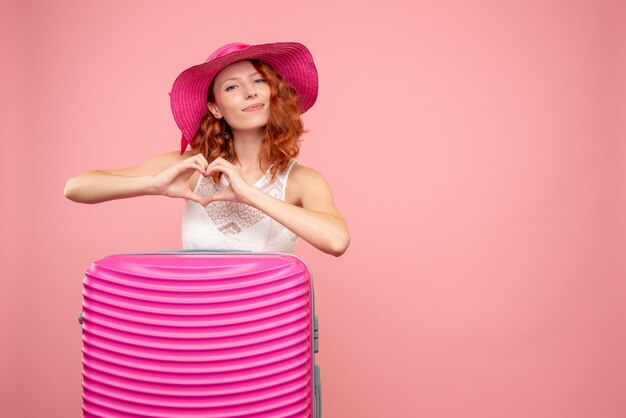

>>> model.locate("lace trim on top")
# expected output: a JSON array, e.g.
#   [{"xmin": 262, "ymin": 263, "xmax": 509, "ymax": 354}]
[
  {"xmin": 198, "ymin": 168, "xmax": 287, "ymax": 236},
  {"xmin": 181, "ymin": 159, "xmax": 298, "ymax": 253}
]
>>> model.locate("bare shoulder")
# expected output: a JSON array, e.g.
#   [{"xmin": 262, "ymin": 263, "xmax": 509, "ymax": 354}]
[
  {"xmin": 105, "ymin": 150, "xmax": 191, "ymax": 176},
  {"xmin": 286, "ymin": 163, "xmax": 335, "ymax": 208},
  {"xmin": 289, "ymin": 163, "xmax": 327, "ymax": 185}
]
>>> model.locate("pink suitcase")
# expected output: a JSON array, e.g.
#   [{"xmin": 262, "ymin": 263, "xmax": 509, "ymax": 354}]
[{"xmin": 79, "ymin": 251, "xmax": 321, "ymax": 418}]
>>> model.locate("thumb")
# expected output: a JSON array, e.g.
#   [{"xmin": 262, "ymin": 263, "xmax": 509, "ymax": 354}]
[
  {"xmin": 205, "ymin": 192, "xmax": 228, "ymax": 204},
  {"xmin": 183, "ymin": 191, "xmax": 209, "ymax": 206}
]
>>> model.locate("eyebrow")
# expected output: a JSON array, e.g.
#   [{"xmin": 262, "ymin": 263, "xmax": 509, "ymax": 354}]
[{"xmin": 220, "ymin": 72, "xmax": 262, "ymax": 86}]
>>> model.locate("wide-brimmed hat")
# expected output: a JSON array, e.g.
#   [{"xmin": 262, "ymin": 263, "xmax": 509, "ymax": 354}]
[{"xmin": 170, "ymin": 42, "xmax": 318, "ymax": 154}]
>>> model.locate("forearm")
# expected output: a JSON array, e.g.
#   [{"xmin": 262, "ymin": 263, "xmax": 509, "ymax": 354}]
[
  {"xmin": 245, "ymin": 188, "xmax": 350, "ymax": 256},
  {"xmin": 64, "ymin": 171, "xmax": 157, "ymax": 204}
]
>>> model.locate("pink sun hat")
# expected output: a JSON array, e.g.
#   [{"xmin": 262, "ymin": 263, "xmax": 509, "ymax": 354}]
[{"xmin": 170, "ymin": 42, "xmax": 319, "ymax": 154}]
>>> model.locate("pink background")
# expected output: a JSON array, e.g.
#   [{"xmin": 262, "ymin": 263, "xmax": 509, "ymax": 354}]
[{"xmin": 2, "ymin": 0, "xmax": 625, "ymax": 417}]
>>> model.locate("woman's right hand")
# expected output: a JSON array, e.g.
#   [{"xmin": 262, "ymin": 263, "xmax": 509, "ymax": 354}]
[
  {"xmin": 64, "ymin": 151, "xmax": 209, "ymax": 205},
  {"xmin": 152, "ymin": 154, "xmax": 210, "ymax": 205}
]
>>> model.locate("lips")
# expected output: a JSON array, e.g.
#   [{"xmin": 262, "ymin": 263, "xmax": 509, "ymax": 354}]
[{"xmin": 243, "ymin": 103, "xmax": 264, "ymax": 111}]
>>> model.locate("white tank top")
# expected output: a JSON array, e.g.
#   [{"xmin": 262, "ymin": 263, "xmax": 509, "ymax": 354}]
[{"xmin": 182, "ymin": 159, "xmax": 298, "ymax": 253}]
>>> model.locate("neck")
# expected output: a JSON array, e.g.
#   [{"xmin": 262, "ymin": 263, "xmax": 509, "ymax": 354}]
[{"xmin": 231, "ymin": 128, "xmax": 266, "ymax": 171}]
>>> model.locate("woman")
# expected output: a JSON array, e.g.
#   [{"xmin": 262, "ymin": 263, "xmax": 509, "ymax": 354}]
[{"xmin": 64, "ymin": 42, "xmax": 350, "ymax": 256}]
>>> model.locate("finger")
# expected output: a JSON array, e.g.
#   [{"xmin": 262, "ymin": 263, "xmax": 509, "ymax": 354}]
[
  {"xmin": 204, "ymin": 164, "xmax": 231, "ymax": 177},
  {"xmin": 178, "ymin": 162, "xmax": 206, "ymax": 176},
  {"xmin": 208, "ymin": 156, "xmax": 235, "ymax": 169},
  {"xmin": 206, "ymin": 158, "xmax": 222, "ymax": 170},
  {"xmin": 205, "ymin": 186, "xmax": 236, "ymax": 203},
  {"xmin": 196, "ymin": 153, "xmax": 209, "ymax": 167},
  {"xmin": 183, "ymin": 190, "xmax": 209, "ymax": 206},
  {"xmin": 205, "ymin": 193, "xmax": 227, "ymax": 204},
  {"xmin": 186, "ymin": 154, "xmax": 208, "ymax": 172},
  {"xmin": 193, "ymin": 153, "xmax": 209, "ymax": 170}
]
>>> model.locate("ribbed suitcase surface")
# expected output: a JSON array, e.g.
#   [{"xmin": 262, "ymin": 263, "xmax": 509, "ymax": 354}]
[{"xmin": 81, "ymin": 252, "xmax": 319, "ymax": 418}]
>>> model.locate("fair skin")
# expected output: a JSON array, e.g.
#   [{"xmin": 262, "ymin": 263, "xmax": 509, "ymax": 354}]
[{"xmin": 64, "ymin": 60, "xmax": 350, "ymax": 256}]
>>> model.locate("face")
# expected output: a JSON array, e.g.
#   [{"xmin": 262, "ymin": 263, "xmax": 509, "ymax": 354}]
[{"xmin": 209, "ymin": 60, "xmax": 271, "ymax": 134}]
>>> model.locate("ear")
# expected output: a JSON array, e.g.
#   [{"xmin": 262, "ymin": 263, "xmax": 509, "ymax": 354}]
[{"xmin": 207, "ymin": 102, "xmax": 222, "ymax": 119}]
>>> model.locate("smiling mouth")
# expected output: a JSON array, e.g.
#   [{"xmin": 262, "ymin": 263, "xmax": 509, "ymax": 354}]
[{"xmin": 243, "ymin": 104, "xmax": 264, "ymax": 111}]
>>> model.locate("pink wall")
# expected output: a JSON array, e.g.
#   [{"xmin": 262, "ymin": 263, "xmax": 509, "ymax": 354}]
[{"xmin": 2, "ymin": 0, "xmax": 625, "ymax": 417}]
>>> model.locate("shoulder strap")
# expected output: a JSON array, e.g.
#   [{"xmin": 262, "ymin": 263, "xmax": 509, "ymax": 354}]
[{"xmin": 278, "ymin": 159, "xmax": 298, "ymax": 200}]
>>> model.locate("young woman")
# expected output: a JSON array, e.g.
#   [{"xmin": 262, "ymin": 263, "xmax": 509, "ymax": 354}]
[{"xmin": 64, "ymin": 42, "xmax": 350, "ymax": 256}]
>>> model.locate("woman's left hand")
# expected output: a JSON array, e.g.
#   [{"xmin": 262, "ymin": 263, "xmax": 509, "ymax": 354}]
[
  {"xmin": 204, "ymin": 157, "xmax": 255, "ymax": 204},
  {"xmin": 205, "ymin": 157, "xmax": 350, "ymax": 256}
]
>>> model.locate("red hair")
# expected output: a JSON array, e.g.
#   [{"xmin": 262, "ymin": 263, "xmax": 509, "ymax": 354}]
[{"xmin": 191, "ymin": 60, "xmax": 304, "ymax": 182}]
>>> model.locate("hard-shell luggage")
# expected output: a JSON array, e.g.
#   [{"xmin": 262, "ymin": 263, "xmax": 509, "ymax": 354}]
[{"xmin": 79, "ymin": 251, "xmax": 321, "ymax": 418}]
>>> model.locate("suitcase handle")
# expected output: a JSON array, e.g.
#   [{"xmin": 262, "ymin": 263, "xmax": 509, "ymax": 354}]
[{"xmin": 314, "ymin": 364, "xmax": 322, "ymax": 418}]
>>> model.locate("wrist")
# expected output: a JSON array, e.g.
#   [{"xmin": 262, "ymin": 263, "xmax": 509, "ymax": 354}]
[
  {"xmin": 241, "ymin": 185, "xmax": 264, "ymax": 207},
  {"xmin": 144, "ymin": 175, "xmax": 160, "ymax": 196}
]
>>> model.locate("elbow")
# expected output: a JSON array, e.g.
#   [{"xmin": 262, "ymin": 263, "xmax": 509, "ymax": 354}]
[
  {"xmin": 63, "ymin": 178, "xmax": 76, "ymax": 201},
  {"xmin": 64, "ymin": 177, "xmax": 83, "ymax": 203},
  {"xmin": 327, "ymin": 231, "xmax": 351, "ymax": 257}
]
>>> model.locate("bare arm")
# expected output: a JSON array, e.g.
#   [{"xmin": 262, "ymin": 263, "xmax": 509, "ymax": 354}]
[
  {"xmin": 205, "ymin": 158, "xmax": 351, "ymax": 257},
  {"xmin": 63, "ymin": 151, "xmax": 207, "ymax": 204}
]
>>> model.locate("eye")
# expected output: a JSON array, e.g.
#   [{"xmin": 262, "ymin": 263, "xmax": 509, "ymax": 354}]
[
  {"xmin": 225, "ymin": 85, "xmax": 237, "ymax": 92},
  {"xmin": 253, "ymin": 78, "xmax": 266, "ymax": 84}
]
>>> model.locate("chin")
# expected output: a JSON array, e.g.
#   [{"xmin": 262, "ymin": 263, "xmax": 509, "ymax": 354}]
[{"xmin": 235, "ymin": 116, "xmax": 270, "ymax": 131}]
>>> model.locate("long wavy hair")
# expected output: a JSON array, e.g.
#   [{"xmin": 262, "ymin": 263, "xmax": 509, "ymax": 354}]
[{"xmin": 191, "ymin": 59, "xmax": 304, "ymax": 182}]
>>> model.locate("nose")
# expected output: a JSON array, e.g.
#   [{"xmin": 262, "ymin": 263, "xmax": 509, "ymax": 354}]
[{"xmin": 243, "ymin": 82, "xmax": 258, "ymax": 99}]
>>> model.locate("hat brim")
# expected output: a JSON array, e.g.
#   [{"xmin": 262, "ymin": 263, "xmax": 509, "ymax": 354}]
[{"xmin": 171, "ymin": 42, "xmax": 318, "ymax": 153}]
